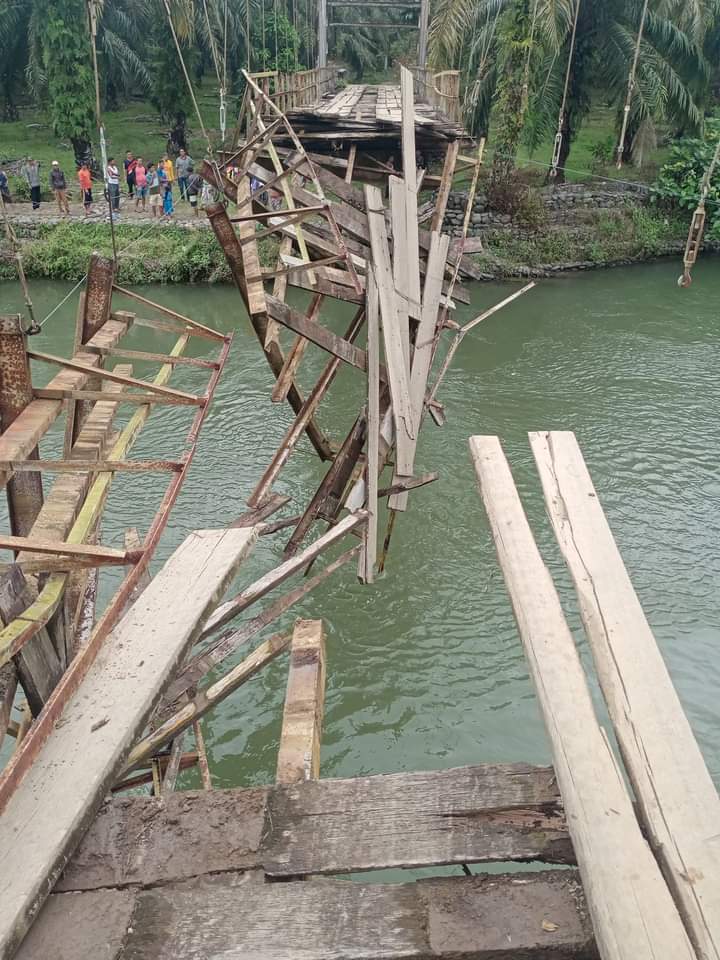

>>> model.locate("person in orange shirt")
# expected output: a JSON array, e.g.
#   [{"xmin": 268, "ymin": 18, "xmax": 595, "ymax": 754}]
[{"xmin": 78, "ymin": 164, "xmax": 93, "ymax": 216}]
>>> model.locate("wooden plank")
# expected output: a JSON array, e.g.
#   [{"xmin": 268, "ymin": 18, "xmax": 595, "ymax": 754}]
[
  {"xmin": 468, "ymin": 435, "xmax": 696, "ymax": 960},
  {"xmin": 203, "ymin": 512, "xmax": 366, "ymax": 637},
  {"xmin": 271, "ymin": 294, "xmax": 323, "ymax": 403},
  {"xmin": 263, "ymin": 763, "xmax": 572, "ymax": 877},
  {"xmin": 345, "ymin": 143, "xmax": 357, "ymax": 182},
  {"xmin": 111, "ymin": 285, "xmax": 224, "ymax": 342},
  {"xmin": 124, "ymin": 632, "xmax": 292, "ymax": 772},
  {"xmin": 389, "ymin": 231, "xmax": 449, "ymax": 512},
  {"xmin": 276, "ymin": 620, "xmax": 326, "ymax": 783},
  {"xmin": 530, "ymin": 429, "xmax": 720, "ymax": 960},
  {"xmin": 430, "ymin": 140, "xmax": 459, "ymax": 233},
  {"xmin": 27, "ymin": 351, "xmax": 203, "ymax": 406},
  {"xmin": 20, "ymin": 870, "xmax": 596, "ymax": 960},
  {"xmin": 82, "ymin": 345, "xmax": 218, "ymax": 370},
  {"xmin": 35, "ymin": 388, "xmax": 198, "ymax": 407},
  {"xmin": 249, "ymin": 309, "xmax": 366, "ymax": 508},
  {"xmin": 0, "ymin": 535, "xmax": 129, "ymax": 563},
  {"xmin": 1, "ymin": 460, "xmax": 181, "ymax": 474},
  {"xmin": 400, "ymin": 66, "xmax": 422, "ymax": 318},
  {"xmin": 0, "ymin": 527, "xmax": 257, "ymax": 958},
  {"xmin": 360, "ymin": 268, "xmax": 380, "ymax": 584},
  {"xmin": 389, "ymin": 175, "xmax": 411, "ymax": 372},
  {"xmin": 266, "ymin": 295, "xmax": 367, "ymax": 370},
  {"xmin": 57, "ymin": 787, "xmax": 268, "ymax": 892},
  {"xmin": 364, "ymin": 184, "xmax": 415, "ymax": 475}
]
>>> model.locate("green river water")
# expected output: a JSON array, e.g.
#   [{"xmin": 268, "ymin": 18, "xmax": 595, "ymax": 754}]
[{"xmin": 1, "ymin": 261, "xmax": 719, "ymax": 797}]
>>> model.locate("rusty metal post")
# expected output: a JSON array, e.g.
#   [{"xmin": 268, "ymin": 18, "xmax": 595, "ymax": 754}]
[
  {"xmin": 64, "ymin": 253, "xmax": 116, "ymax": 454},
  {"xmin": 0, "ymin": 315, "xmax": 44, "ymax": 538}
]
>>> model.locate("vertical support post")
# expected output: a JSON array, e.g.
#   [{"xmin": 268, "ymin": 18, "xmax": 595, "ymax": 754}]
[
  {"xmin": 417, "ymin": 0, "xmax": 430, "ymax": 69},
  {"xmin": 359, "ymin": 269, "xmax": 380, "ymax": 584},
  {"xmin": 0, "ymin": 315, "xmax": 44, "ymax": 539},
  {"xmin": 64, "ymin": 253, "xmax": 115, "ymax": 454},
  {"xmin": 317, "ymin": 0, "xmax": 327, "ymax": 69},
  {"xmin": 276, "ymin": 619, "xmax": 326, "ymax": 783}
]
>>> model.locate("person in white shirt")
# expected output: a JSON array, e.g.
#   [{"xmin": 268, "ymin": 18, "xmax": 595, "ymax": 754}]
[{"xmin": 106, "ymin": 157, "xmax": 120, "ymax": 217}]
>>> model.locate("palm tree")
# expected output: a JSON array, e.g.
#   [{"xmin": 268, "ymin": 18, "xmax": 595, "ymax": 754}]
[
  {"xmin": 429, "ymin": 0, "xmax": 719, "ymax": 181},
  {"xmin": 0, "ymin": 0, "xmax": 30, "ymax": 120}
]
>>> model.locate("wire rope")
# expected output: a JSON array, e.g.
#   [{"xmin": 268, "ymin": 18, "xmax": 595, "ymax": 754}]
[
  {"xmin": 549, "ymin": 0, "xmax": 581, "ymax": 179},
  {"xmin": 616, "ymin": 0, "xmax": 650, "ymax": 170},
  {"xmin": 677, "ymin": 133, "xmax": 720, "ymax": 287}
]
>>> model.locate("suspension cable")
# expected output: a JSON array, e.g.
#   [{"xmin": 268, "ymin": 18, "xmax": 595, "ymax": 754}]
[
  {"xmin": 678, "ymin": 133, "xmax": 720, "ymax": 288},
  {"xmin": 616, "ymin": 0, "xmax": 649, "ymax": 170},
  {"xmin": 549, "ymin": 0, "xmax": 581, "ymax": 179},
  {"xmin": 274, "ymin": 0, "xmax": 279, "ymax": 68}
]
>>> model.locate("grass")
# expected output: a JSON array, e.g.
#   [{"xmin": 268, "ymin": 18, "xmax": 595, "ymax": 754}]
[{"xmin": 0, "ymin": 82, "xmax": 228, "ymax": 177}]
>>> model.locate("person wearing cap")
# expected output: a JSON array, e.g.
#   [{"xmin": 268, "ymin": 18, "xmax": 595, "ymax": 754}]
[
  {"xmin": 49, "ymin": 161, "xmax": 70, "ymax": 215},
  {"xmin": 21, "ymin": 157, "xmax": 41, "ymax": 209}
]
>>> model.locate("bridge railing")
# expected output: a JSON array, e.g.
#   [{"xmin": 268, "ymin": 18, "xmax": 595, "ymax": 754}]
[
  {"xmin": 410, "ymin": 68, "xmax": 461, "ymax": 124},
  {"xmin": 249, "ymin": 67, "xmax": 339, "ymax": 114}
]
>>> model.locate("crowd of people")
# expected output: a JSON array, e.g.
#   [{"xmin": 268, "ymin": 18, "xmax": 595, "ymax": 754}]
[{"xmin": 0, "ymin": 148, "xmax": 207, "ymax": 220}]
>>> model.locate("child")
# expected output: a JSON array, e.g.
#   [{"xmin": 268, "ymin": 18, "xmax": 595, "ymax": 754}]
[
  {"xmin": 147, "ymin": 162, "xmax": 162, "ymax": 218},
  {"xmin": 78, "ymin": 163, "xmax": 93, "ymax": 216}
]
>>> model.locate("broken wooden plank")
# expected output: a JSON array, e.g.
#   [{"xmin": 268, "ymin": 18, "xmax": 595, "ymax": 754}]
[
  {"xmin": 0, "ymin": 535, "xmax": 130, "ymax": 564},
  {"xmin": 34, "ymin": 387, "xmax": 197, "ymax": 407},
  {"xmin": 266, "ymin": 295, "xmax": 367, "ymax": 370},
  {"xmin": 364, "ymin": 184, "xmax": 415, "ymax": 475},
  {"xmin": 21, "ymin": 870, "xmax": 596, "ymax": 960},
  {"xmin": 27, "ymin": 351, "xmax": 203, "ymax": 406},
  {"xmin": 390, "ymin": 231, "xmax": 449, "ymax": 513},
  {"xmin": 360, "ymin": 268, "xmax": 380, "ymax": 584},
  {"xmin": 248, "ymin": 309, "xmax": 366, "ymax": 508},
  {"xmin": 203, "ymin": 512, "xmax": 366, "ymax": 637},
  {"xmin": 400, "ymin": 66, "xmax": 422, "ymax": 319},
  {"xmin": 276, "ymin": 619, "xmax": 326, "ymax": 783},
  {"xmin": 160, "ymin": 547, "xmax": 359, "ymax": 709},
  {"xmin": 0, "ymin": 527, "xmax": 258, "ymax": 958},
  {"xmin": 125, "ymin": 631, "xmax": 292, "ymax": 773},
  {"xmin": 229, "ymin": 494, "xmax": 291, "ymax": 528},
  {"xmin": 530, "ymin": 429, "xmax": 720, "ymax": 960},
  {"xmin": 270, "ymin": 293, "xmax": 323, "ymax": 404},
  {"xmin": 263, "ymin": 762, "xmax": 572, "ymax": 877},
  {"xmin": 430, "ymin": 140, "xmax": 460, "ymax": 233},
  {"xmin": 1, "ymin": 459, "xmax": 182, "ymax": 475},
  {"xmin": 111, "ymin": 285, "xmax": 224, "ymax": 342},
  {"xmin": 468, "ymin": 435, "xmax": 696, "ymax": 960}
]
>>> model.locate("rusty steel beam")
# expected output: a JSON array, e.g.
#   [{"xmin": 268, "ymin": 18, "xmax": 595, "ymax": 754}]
[
  {"xmin": 205, "ymin": 200, "xmax": 333, "ymax": 462},
  {"xmin": 0, "ymin": 315, "xmax": 44, "ymax": 539}
]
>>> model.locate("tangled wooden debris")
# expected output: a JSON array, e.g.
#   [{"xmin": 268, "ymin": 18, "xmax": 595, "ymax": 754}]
[
  {"xmin": 203, "ymin": 65, "xmax": 534, "ymax": 580},
  {"xmin": 0, "ymin": 65, "xmax": 536, "ymax": 953}
]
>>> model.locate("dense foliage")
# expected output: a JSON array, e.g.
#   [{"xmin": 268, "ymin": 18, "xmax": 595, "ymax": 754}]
[{"xmin": 654, "ymin": 119, "xmax": 720, "ymax": 239}]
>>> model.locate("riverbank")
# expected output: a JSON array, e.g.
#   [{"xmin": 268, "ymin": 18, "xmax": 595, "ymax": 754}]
[{"xmin": 1, "ymin": 196, "xmax": 708, "ymax": 284}]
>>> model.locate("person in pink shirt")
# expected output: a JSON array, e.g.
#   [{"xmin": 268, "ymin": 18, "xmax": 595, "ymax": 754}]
[{"xmin": 134, "ymin": 157, "xmax": 148, "ymax": 212}]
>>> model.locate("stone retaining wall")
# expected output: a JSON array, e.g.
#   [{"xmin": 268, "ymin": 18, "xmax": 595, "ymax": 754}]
[{"xmin": 441, "ymin": 181, "xmax": 652, "ymax": 236}]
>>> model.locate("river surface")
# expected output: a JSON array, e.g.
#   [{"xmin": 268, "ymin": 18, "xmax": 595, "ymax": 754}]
[{"xmin": 1, "ymin": 261, "xmax": 719, "ymax": 795}]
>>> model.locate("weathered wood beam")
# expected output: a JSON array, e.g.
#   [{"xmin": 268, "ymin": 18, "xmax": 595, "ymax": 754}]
[
  {"xmin": 203, "ymin": 512, "xmax": 366, "ymax": 638},
  {"xmin": 28, "ymin": 351, "xmax": 203, "ymax": 406},
  {"xmin": 359, "ymin": 268, "xmax": 380, "ymax": 584},
  {"xmin": 469, "ymin": 434, "xmax": 696, "ymax": 960},
  {"xmin": 0, "ymin": 535, "xmax": 132, "ymax": 563},
  {"xmin": 35, "ymin": 388, "xmax": 198, "ymax": 407},
  {"xmin": 266, "ymin": 295, "xmax": 367, "ymax": 370},
  {"xmin": 530, "ymin": 429, "xmax": 720, "ymax": 959},
  {"xmin": 1, "ymin": 459, "xmax": 182, "ymax": 474},
  {"xmin": 0, "ymin": 527, "xmax": 258, "ymax": 958},
  {"xmin": 430, "ymin": 140, "xmax": 459, "ymax": 233},
  {"xmin": 270, "ymin": 293, "xmax": 323, "ymax": 404},
  {"xmin": 111, "ymin": 285, "xmax": 225, "ymax": 342},
  {"xmin": 276, "ymin": 620, "xmax": 326, "ymax": 783},
  {"xmin": 82, "ymin": 345, "xmax": 218, "ymax": 370}
]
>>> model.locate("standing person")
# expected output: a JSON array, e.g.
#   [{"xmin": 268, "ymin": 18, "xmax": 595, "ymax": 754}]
[
  {"xmin": 162, "ymin": 154, "xmax": 175, "ymax": 188},
  {"xmin": 134, "ymin": 157, "xmax": 148, "ymax": 212},
  {"xmin": 162, "ymin": 166, "xmax": 174, "ymax": 218},
  {"xmin": 124, "ymin": 152, "xmax": 137, "ymax": 198},
  {"xmin": 0, "ymin": 167, "xmax": 11, "ymax": 204},
  {"xmin": 186, "ymin": 168, "xmax": 202, "ymax": 217},
  {"xmin": 175, "ymin": 148, "xmax": 193, "ymax": 201},
  {"xmin": 49, "ymin": 161, "xmax": 70, "ymax": 215},
  {"xmin": 21, "ymin": 157, "xmax": 41, "ymax": 209},
  {"xmin": 78, "ymin": 163, "xmax": 93, "ymax": 216},
  {"xmin": 106, "ymin": 157, "xmax": 120, "ymax": 219},
  {"xmin": 147, "ymin": 162, "xmax": 162, "ymax": 218}
]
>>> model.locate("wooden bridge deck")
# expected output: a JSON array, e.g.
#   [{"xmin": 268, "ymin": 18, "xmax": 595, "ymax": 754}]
[{"xmin": 285, "ymin": 81, "xmax": 467, "ymax": 145}]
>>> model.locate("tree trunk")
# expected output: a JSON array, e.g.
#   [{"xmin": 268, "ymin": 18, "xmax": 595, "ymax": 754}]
[
  {"xmin": 488, "ymin": 0, "xmax": 531, "ymax": 195},
  {"xmin": 554, "ymin": 108, "xmax": 572, "ymax": 184},
  {"xmin": 71, "ymin": 137, "xmax": 94, "ymax": 170},
  {"xmin": 167, "ymin": 114, "xmax": 188, "ymax": 157}
]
